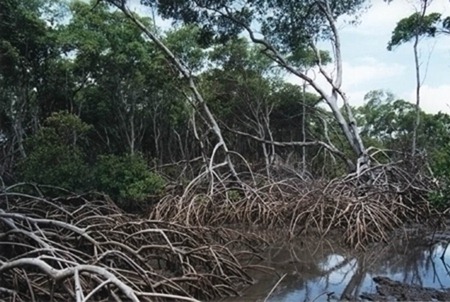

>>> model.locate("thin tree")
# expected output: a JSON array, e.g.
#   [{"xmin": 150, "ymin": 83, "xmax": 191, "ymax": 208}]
[
  {"xmin": 103, "ymin": 0, "xmax": 242, "ymax": 185},
  {"xmin": 388, "ymin": 0, "xmax": 441, "ymax": 155},
  {"xmin": 104, "ymin": 0, "xmax": 372, "ymax": 173}
]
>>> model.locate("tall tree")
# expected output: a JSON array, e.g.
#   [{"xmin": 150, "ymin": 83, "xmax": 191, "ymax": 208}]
[
  {"xmin": 61, "ymin": 1, "xmax": 164, "ymax": 155},
  {"xmin": 0, "ymin": 0, "xmax": 67, "ymax": 180},
  {"xmin": 104, "ymin": 0, "xmax": 371, "ymax": 173},
  {"xmin": 356, "ymin": 90, "xmax": 416, "ymax": 151},
  {"xmin": 388, "ymin": 1, "xmax": 442, "ymax": 155},
  {"xmin": 103, "ymin": 0, "xmax": 245, "ymax": 184}
]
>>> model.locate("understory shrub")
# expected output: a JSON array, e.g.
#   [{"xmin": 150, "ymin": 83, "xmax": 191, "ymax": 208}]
[
  {"xmin": 94, "ymin": 153, "xmax": 165, "ymax": 210},
  {"xmin": 19, "ymin": 112, "xmax": 91, "ymax": 192}
]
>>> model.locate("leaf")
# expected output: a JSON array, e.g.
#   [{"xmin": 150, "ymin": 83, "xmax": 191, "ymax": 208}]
[{"xmin": 387, "ymin": 12, "xmax": 442, "ymax": 50}]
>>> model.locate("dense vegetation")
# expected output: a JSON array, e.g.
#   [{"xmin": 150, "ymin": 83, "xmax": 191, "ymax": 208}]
[
  {"xmin": 1, "ymin": 0, "xmax": 448, "ymax": 205},
  {"xmin": 1, "ymin": 0, "xmax": 450, "ymax": 301}
]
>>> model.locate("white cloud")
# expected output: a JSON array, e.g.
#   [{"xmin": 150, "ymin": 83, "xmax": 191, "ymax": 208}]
[
  {"xmin": 341, "ymin": 0, "xmax": 450, "ymax": 36},
  {"xmin": 284, "ymin": 57, "xmax": 406, "ymax": 107},
  {"xmin": 320, "ymin": 57, "xmax": 406, "ymax": 106},
  {"xmin": 342, "ymin": 57, "xmax": 406, "ymax": 88},
  {"xmin": 341, "ymin": 2, "xmax": 407, "ymax": 35},
  {"xmin": 434, "ymin": 36, "xmax": 450, "ymax": 53},
  {"xmin": 406, "ymin": 84, "xmax": 450, "ymax": 113},
  {"xmin": 346, "ymin": 90, "xmax": 371, "ymax": 106}
]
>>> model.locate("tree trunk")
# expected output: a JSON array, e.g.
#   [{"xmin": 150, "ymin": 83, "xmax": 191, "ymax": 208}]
[
  {"xmin": 111, "ymin": 2, "xmax": 240, "ymax": 181},
  {"xmin": 302, "ymin": 80, "xmax": 307, "ymax": 174},
  {"xmin": 412, "ymin": 34, "xmax": 420, "ymax": 156},
  {"xmin": 227, "ymin": 0, "xmax": 368, "ymax": 173},
  {"xmin": 411, "ymin": 0, "xmax": 430, "ymax": 156}
]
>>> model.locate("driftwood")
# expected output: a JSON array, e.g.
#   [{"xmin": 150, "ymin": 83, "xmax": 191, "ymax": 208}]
[{"xmin": 0, "ymin": 191, "xmax": 264, "ymax": 301}]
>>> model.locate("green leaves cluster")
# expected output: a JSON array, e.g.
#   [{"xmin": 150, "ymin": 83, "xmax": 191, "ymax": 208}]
[
  {"xmin": 356, "ymin": 91, "xmax": 450, "ymax": 207},
  {"xmin": 19, "ymin": 112, "xmax": 165, "ymax": 210},
  {"xmin": 19, "ymin": 112, "xmax": 92, "ymax": 192},
  {"xmin": 94, "ymin": 154, "xmax": 165, "ymax": 209},
  {"xmin": 388, "ymin": 12, "xmax": 444, "ymax": 50}
]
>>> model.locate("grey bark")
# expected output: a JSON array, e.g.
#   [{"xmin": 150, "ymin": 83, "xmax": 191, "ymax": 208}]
[
  {"xmin": 412, "ymin": 33, "xmax": 421, "ymax": 156},
  {"xmin": 217, "ymin": 0, "xmax": 368, "ymax": 172},
  {"xmin": 412, "ymin": 0, "xmax": 430, "ymax": 156}
]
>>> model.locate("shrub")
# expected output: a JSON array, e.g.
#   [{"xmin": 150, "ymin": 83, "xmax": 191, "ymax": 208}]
[
  {"xmin": 94, "ymin": 153, "xmax": 165, "ymax": 210},
  {"xmin": 19, "ymin": 112, "xmax": 91, "ymax": 192}
]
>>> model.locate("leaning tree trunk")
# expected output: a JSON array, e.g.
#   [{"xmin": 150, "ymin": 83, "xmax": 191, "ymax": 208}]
[
  {"xmin": 106, "ymin": 0, "xmax": 241, "ymax": 183},
  {"xmin": 319, "ymin": 0, "xmax": 369, "ymax": 174},
  {"xmin": 219, "ymin": 0, "xmax": 369, "ymax": 173}
]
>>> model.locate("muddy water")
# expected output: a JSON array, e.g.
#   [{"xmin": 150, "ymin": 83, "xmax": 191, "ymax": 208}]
[{"xmin": 219, "ymin": 229, "xmax": 450, "ymax": 302}]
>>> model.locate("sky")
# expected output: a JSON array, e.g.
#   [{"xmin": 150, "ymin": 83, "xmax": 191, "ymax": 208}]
[
  {"xmin": 337, "ymin": 0, "xmax": 450, "ymax": 114},
  {"xmin": 128, "ymin": 0, "xmax": 450, "ymax": 114}
]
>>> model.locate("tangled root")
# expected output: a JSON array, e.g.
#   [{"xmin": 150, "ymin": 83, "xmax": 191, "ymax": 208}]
[
  {"xmin": 0, "ymin": 192, "xmax": 264, "ymax": 302},
  {"xmin": 152, "ymin": 163, "xmax": 437, "ymax": 249}
]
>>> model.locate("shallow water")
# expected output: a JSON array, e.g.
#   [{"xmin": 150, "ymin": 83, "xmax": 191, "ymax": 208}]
[{"xmin": 219, "ymin": 229, "xmax": 450, "ymax": 302}]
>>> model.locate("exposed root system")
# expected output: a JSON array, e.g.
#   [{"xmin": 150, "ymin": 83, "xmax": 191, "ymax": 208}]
[
  {"xmin": 152, "ymin": 162, "xmax": 438, "ymax": 249},
  {"xmin": 0, "ymin": 161, "xmax": 442, "ymax": 301},
  {"xmin": 0, "ymin": 192, "xmax": 264, "ymax": 302}
]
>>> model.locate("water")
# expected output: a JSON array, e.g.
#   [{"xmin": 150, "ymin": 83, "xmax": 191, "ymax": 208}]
[{"xmin": 219, "ymin": 230, "xmax": 450, "ymax": 301}]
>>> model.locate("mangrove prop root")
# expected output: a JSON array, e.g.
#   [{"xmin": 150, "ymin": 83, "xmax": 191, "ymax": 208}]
[
  {"xmin": 152, "ymin": 162, "xmax": 438, "ymax": 249},
  {"xmin": 0, "ymin": 194, "xmax": 262, "ymax": 302}
]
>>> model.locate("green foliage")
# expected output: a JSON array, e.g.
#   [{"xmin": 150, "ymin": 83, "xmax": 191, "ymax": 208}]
[
  {"xmin": 146, "ymin": 0, "xmax": 368, "ymax": 54},
  {"xmin": 19, "ymin": 112, "xmax": 91, "ymax": 192},
  {"xmin": 43, "ymin": 111, "xmax": 92, "ymax": 145},
  {"xmin": 0, "ymin": 0, "xmax": 59, "ymax": 79},
  {"xmin": 208, "ymin": 38, "xmax": 273, "ymax": 74},
  {"xmin": 164, "ymin": 25, "xmax": 206, "ymax": 72},
  {"xmin": 288, "ymin": 47, "xmax": 332, "ymax": 70},
  {"xmin": 356, "ymin": 90, "xmax": 450, "ymax": 154},
  {"xmin": 18, "ymin": 112, "xmax": 165, "ymax": 209},
  {"xmin": 428, "ymin": 144, "xmax": 450, "ymax": 208},
  {"xmin": 59, "ymin": 0, "xmax": 186, "ymax": 157},
  {"xmin": 94, "ymin": 154, "xmax": 165, "ymax": 209},
  {"xmin": 0, "ymin": 0, "xmax": 66, "ymax": 137},
  {"xmin": 425, "ymin": 115, "xmax": 450, "ymax": 208},
  {"xmin": 356, "ymin": 90, "xmax": 415, "ymax": 147},
  {"xmin": 387, "ymin": 12, "xmax": 442, "ymax": 50},
  {"xmin": 356, "ymin": 90, "xmax": 450, "ymax": 207},
  {"xmin": 444, "ymin": 16, "xmax": 450, "ymax": 32}
]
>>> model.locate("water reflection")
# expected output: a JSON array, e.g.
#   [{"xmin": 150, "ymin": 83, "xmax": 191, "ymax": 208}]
[{"xmin": 219, "ymin": 230, "xmax": 450, "ymax": 302}]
